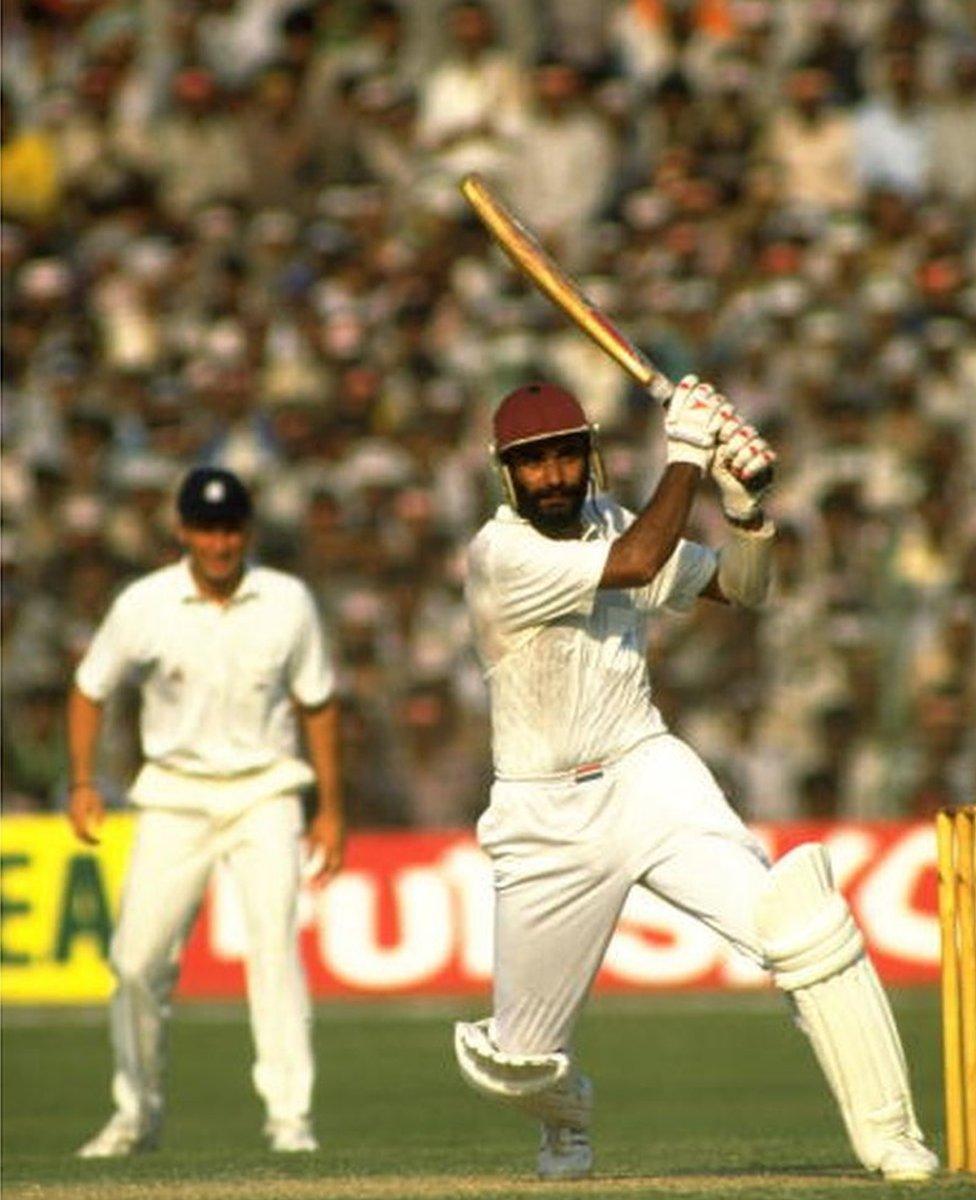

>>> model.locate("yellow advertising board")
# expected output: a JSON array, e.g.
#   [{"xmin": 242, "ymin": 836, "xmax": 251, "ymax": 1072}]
[{"xmin": 1, "ymin": 814, "xmax": 134, "ymax": 1002}]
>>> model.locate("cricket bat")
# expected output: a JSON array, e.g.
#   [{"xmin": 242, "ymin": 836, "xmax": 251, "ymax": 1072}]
[
  {"xmin": 459, "ymin": 172, "xmax": 773, "ymax": 490},
  {"xmin": 460, "ymin": 172, "xmax": 674, "ymax": 404}
]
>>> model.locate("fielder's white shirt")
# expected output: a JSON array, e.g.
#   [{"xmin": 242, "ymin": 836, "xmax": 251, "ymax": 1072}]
[
  {"xmin": 76, "ymin": 559, "xmax": 335, "ymax": 812},
  {"xmin": 465, "ymin": 497, "xmax": 716, "ymax": 780}
]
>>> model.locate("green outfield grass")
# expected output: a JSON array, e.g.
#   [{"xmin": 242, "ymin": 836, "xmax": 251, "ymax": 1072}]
[{"xmin": 1, "ymin": 990, "xmax": 968, "ymax": 1200}]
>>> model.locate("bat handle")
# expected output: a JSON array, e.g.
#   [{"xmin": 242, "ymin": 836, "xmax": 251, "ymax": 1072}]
[{"xmin": 645, "ymin": 374, "xmax": 675, "ymax": 406}]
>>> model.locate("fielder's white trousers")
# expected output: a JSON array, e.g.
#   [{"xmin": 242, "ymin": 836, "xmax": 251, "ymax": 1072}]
[
  {"xmin": 108, "ymin": 796, "xmax": 312, "ymax": 1127},
  {"xmin": 478, "ymin": 734, "xmax": 770, "ymax": 1053}
]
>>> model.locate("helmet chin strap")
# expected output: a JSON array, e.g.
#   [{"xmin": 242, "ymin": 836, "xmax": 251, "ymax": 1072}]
[
  {"xmin": 496, "ymin": 459, "xmax": 518, "ymax": 509},
  {"xmin": 588, "ymin": 424, "xmax": 607, "ymax": 492}
]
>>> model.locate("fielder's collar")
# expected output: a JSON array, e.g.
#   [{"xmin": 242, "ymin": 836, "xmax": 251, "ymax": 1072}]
[{"xmin": 177, "ymin": 557, "xmax": 260, "ymax": 604}]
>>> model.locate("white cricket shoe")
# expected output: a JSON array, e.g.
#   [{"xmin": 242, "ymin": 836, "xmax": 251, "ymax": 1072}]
[
  {"xmin": 876, "ymin": 1135, "xmax": 939, "ymax": 1181},
  {"xmin": 266, "ymin": 1118, "xmax": 319, "ymax": 1153},
  {"xmin": 76, "ymin": 1113, "xmax": 160, "ymax": 1158},
  {"xmin": 537, "ymin": 1074, "xmax": 594, "ymax": 1180},
  {"xmin": 537, "ymin": 1123, "xmax": 593, "ymax": 1180}
]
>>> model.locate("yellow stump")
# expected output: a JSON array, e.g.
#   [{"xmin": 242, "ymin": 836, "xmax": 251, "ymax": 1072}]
[
  {"xmin": 956, "ymin": 810, "xmax": 976, "ymax": 1171},
  {"xmin": 938, "ymin": 806, "xmax": 976, "ymax": 1172}
]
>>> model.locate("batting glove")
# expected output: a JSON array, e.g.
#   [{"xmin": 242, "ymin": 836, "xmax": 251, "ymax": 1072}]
[
  {"xmin": 711, "ymin": 425, "xmax": 776, "ymax": 521},
  {"xmin": 664, "ymin": 376, "xmax": 728, "ymax": 470}
]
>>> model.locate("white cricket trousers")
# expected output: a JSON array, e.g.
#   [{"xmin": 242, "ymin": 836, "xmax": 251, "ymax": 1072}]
[
  {"xmin": 478, "ymin": 734, "xmax": 771, "ymax": 1054},
  {"xmin": 108, "ymin": 796, "xmax": 312, "ymax": 1127}
]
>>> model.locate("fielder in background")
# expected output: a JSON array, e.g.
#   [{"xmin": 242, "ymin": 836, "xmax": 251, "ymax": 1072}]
[
  {"xmin": 455, "ymin": 377, "xmax": 938, "ymax": 1182},
  {"xmin": 67, "ymin": 466, "xmax": 344, "ymax": 1157}
]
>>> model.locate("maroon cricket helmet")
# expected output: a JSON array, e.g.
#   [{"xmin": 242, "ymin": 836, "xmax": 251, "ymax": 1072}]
[{"xmin": 492, "ymin": 383, "xmax": 591, "ymax": 456}]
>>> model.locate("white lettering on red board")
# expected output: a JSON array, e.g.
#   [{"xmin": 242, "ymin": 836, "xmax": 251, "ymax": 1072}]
[
  {"xmin": 855, "ymin": 826, "xmax": 939, "ymax": 964},
  {"xmin": 203, "ymin": 824, "xmax": 940, "ymax": 993},
  {"xmin": 317, "ymin": 868, "xmax": 455, "ymax": 989}
]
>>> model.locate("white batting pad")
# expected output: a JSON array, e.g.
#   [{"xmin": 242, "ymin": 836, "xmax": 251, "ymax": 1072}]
[
  {"xmin": 756, "ymin": 844, "xmax": 927, "ymax": 1171},
  {"xmin": 455, "ymin": 1020, "xmax": 569, "ymax": 1099},
  {"xmin": 454, "ymin": 1019, "xmax": 592, "ymax": 1128},
  {"xmin": 755, "ymin": 843, "xmax": 863, "ymax": 988}
]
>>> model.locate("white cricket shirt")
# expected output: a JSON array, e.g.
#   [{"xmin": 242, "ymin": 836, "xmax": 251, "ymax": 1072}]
[
  {"xmin": 465, "ymin": 497, "xmax": 716, "ymax": 780},
  {"xmin": 76, "ymin": 559, "xmax": 335, "ymax": 810}
]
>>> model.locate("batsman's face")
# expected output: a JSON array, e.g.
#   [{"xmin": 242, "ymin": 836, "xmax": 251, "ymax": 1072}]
[
  {"xmin": 179, "ymin": 522, "xmax": 251, "ymax": 599},
  {"xmin": 507, "ymin": 434, "xmax": 590, "ymax": 538}
]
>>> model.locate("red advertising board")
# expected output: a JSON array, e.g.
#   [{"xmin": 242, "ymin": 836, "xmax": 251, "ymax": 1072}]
[
  {"xmin": 0, "ymin": 817, "xmax": 940, "ymax": 1003},
  {"xmin": 177, "ymin": 821, "xmax": 940, "ymax": 998}
]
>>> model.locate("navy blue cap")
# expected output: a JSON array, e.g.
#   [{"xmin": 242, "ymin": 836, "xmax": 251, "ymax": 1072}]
[{"xmin": 177, "ymin": 467, "xmax": 252, "ymax": 527}]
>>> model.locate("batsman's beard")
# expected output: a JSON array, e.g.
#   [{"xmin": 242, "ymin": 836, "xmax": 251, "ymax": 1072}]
[{"xmin": 512, "ymin": 471, "xmax": 590, "ymax": 538}]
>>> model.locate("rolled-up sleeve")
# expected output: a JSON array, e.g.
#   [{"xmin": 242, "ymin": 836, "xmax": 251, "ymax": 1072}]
[
  {"xmin": 75, "ymin": 595, "xmax": 138, "ymax": 701},
  {"xmin": 634, "ymin": 539, "xmax": 717, "ymax": 614},
  {"xmin": 287, "ymin": 585, "xmax": 336, "ymax": 708}
]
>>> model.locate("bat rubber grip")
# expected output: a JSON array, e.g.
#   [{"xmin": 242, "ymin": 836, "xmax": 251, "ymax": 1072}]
[{"xmin": 647, "ymin": 376, "xmax": 675, "ymax": 406}]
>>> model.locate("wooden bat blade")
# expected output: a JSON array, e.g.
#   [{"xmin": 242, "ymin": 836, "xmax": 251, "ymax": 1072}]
[
  {"xmin": 460, "ymin": 172, "xmax": 772, "ymax": 494},
  {"xmin": 460, "ymin": 173, "xmax": 674, "ymax": 406}
]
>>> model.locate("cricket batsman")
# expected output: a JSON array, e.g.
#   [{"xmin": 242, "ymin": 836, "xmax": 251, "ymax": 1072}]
[{"xmin": 453, "ymin": 377, "xmax": 938, "ymax": 1181}]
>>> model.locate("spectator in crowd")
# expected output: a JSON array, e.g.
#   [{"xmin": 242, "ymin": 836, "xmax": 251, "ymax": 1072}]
[
  {"xmin": 50, "ymin": 60, "xmax": 146, "ymax": 203},
  {"xmin": 504, "ymin": 58, "xmax": 618, "ymax": 269},
  {"xmin": 393, "ymin": 677, "xmax": 487, "ymax": 826},
  {"xmin": 609, "ymin": 0, "xmax": 735, "ymax": 94},
  {"xmin": 930, "ymin": 45, "xmax": 976, "ymax": 206},
  {"xmin": 854, "ymin": 49, "xmax": 932, "ymax": 197},
  {"xmin": 416, "ymin": 0, "xmax": 526, "ymax": 205},
  {"xmin": 239, "ymin": 62, "xmax": 319, "ymax": 214},
  {"xmin": 195, "ymin": 351, "xmax": 279, "ymax": 482},
  {"xmin": 694, "ymin": 59, "xmax": 761, "ymax": 202},
  {"xmin": 1, "ymin": 0, "xmax": 84, "ymax": 123},
  {"xmin": 1, "ymin": 676, "xmax": 68, "ymax": 811},
  {"xmin": 764, "ymin": 60, "xmax": 860, "ymax": 215},
  {"xmin": 350, "ymin": 77, "xmax": 422, "ymax": 201},
  {"xmin": 633, "ymin": 67, "xmax": 701, "ymax": 182},
  {"xmin": 326, "ymin": 1, "xmax": 413, "ymax": 89},
  {"xmin": 340, "ymin": 693, "xmax": 412, "ymax": 826},
  {"xmin": 903, "ymin": 685, "xmax": 975, "ymax": 816},
  {"xmin": 796, "ymin": 0, "xmax": 865, "ymax": 108},
  {"xmin": 2, "ymin": 0, "xmax": 974, "ymax": 825},
  {"xmin": 148, "ymin": 68, "xmax": 252, "ymax": 221},
  {"xmin": 194, "ymin": 0, "xmax": 295, "ymax": 89}
]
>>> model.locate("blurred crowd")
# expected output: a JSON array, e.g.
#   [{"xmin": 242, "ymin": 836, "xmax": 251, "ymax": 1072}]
[{"xmin": 2, "ymin": 0, "xmax": 975, "ymax": 825}]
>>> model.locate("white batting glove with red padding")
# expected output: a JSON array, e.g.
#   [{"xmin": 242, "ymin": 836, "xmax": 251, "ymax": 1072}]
[
  {"xmin": 711, "ymin": 425, "xmax": 776, "ymax": 521},
  {"xmin": 713, "ymin": 398, "xmax": 744, "ymax": 445},
  {"xmin": 664, "ymin": 376, "xmax": 727, "ymax": 470}
]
